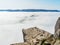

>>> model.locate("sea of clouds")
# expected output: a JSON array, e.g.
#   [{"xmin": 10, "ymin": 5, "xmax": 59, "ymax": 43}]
[{"xmin": 0, "ymin": 12, "xmax": 60, "ymax": 45}]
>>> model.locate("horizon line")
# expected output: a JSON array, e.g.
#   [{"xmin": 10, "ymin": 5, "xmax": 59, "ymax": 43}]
[{"xmin": 0, "ymin": 9, "xmax": 60, "ymax": 12}]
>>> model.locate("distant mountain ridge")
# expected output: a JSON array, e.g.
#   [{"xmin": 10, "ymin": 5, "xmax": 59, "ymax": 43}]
[{"xmin": 0, "ymin": 9, "xmax": 60, "ymax": 12}]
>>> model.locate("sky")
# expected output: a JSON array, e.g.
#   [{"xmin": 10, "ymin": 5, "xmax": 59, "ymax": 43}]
[{"xmin": 0, "ymin": 0, "xmax": 60, "ymax": 9}]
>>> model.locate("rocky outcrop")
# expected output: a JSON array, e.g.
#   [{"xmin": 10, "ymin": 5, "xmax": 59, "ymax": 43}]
[
  {"xmin": 10, "ymin": 17, "xmax": 60, "ymax": 45},
  {"xmin": 22, "ymin": 27, "xmax": 53, "ymax": 45},
  {"xmin": 55, "ymin": 17, "xmax": 60, "ymax": 39},
  {"xmin": 11, "ymin": 27, "xmax": 55, "ymax": 45}
]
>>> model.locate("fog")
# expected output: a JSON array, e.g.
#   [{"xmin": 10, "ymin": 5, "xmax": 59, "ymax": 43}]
[{"xmin": 0, "ymin": 12, "xmax": 60, "ymax": 45}]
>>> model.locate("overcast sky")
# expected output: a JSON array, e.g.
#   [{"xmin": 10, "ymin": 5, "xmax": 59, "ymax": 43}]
[{"xmin": 0, "ymin": 0, "xmax": 60, "ymax": 9}]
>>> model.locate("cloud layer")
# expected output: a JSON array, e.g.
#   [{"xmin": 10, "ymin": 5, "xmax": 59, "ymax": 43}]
[{"xmin": 0, "ymin": 12, "xmax": 60, "ymax": 45}]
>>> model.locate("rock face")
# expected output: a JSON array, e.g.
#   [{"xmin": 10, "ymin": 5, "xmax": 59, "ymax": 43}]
[
  {"xmin": 22, "ymin": 27, "xmax": 53, "ymax": 45},
  {"xmin": 55, "ymin": 17, "xmax": 60, "ymax": 39},
  {"xmin": 10, "ymin": 17, "xmax": 60, "ymax": 45}
]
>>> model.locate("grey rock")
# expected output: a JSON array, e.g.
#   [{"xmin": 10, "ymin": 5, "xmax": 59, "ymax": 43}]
[{"xmin": 55, "ymin": 17, "xmax": 60, "ymax": 39}]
